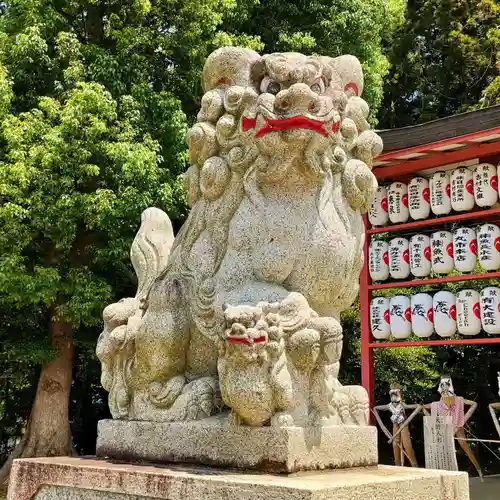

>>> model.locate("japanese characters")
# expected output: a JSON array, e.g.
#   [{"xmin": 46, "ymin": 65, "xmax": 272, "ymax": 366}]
[
  {"xmin": 474, "ymin": 163, "xmax": 498, "ymax": 208},
  {"xmin": 480, "ymin": 287, "xmax": 500, "ymax": 334},
  {"xmin": 456, "ymin": 289, "xmax": 481, "ymax": 336}
]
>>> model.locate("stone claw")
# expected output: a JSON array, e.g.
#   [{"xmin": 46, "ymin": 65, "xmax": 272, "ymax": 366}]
[
  {"xmin": 227, "ymin": 410, "xmax": 243, "ymax": 427},
  {"xmin": 230, "ymin": 323, "xmax": 247, "ymax": 336},
  {"xmin": 271, "ymin": 411, "xmax": 294, "ymax": 427}
]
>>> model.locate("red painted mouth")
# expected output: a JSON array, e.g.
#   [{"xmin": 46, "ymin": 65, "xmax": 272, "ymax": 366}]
[
  {"xmin": 227, "ymin": 335, "xmax": 267, "ymax": 345},
  {"xmin": 242, "ymin": 115, "xmax": 339, "ymax": 137}
]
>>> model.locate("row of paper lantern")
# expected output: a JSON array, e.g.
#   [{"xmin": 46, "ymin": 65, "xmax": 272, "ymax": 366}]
[
  {"xmin": 370, "ymin": 288, "xmax": 500, "ymax": 339},
  {"xmin": 369, "ymin": 224, "xmax": 500, "ymax": 281},
  {"xmin": 369, "ymin": 164, "xmax": 499, "ymax": 227}
]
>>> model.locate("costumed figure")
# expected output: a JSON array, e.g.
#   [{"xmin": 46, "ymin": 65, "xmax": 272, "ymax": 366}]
[
  {"xmin": 423, "ymin": 374, "xmax": 482, "ymax": 477},
  {"xmin": 488, "ymin": 371, "xmax": 500, "ymax": 439},
  {"xmin": 372, "ymin": 384, "xmax": 420, "ymax": 467}
]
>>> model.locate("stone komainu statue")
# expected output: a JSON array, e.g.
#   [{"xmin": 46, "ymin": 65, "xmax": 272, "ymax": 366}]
[{"xmin": 96, "ymin": 47, "xmax": 382, "ymax": 427}]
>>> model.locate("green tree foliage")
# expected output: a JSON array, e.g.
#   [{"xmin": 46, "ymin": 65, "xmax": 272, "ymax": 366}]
[
  {"xmin": 0, "ymin": 78, "xmax": 183, "ymax": 483},
  {"xmin": 0, "ymin": 0, "xmax": 188, "ymax": 482},
  {"xmin": 379, "ymin": 0, "xmax": 500, "ymax": 128},
  {"xmin": 1, "ymin": 81, "xmax": 173, "ymax": 327}
]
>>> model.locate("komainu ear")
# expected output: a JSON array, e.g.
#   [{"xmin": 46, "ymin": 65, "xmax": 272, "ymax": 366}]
[
  {"xmin": 202, "ymin": 47, "xmax": 260, "ymax": 92},
  {"xmin": 324, "ymin": 55, "xmax": 364, "ymax": 98}
]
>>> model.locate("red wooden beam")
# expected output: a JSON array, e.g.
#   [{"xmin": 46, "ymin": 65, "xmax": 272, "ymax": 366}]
[
  {"xmin": 374, "ymin": 141, "xmax": 500, "ymax": 180},
  {"xmin": 360, "ymin": 216, "xmax": 375, "ymax": 421},
  {"xmin": 367, "ymin": 207, "xmax": 500, "ymax": 235},
  {"xmin": 369, "ymin": 271, "xmax": 500, "ymax": 291},
  {"xmin": 369, "ymin": 337, "xmax": 500, "ymax": 348},
  {"xmin": 377, "ymin": 126, "xmax": 500, "ymax": 162}
]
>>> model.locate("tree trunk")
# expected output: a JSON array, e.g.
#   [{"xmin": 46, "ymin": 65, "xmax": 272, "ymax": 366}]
[{"xmin": 0, "ymin": 316, "xmax": 74, "ymax": 490}]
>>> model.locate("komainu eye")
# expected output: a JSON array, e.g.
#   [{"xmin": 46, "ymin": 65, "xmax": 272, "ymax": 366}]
[
  {"xmin": 310, "ymin": 78, "xmax": 326, "ymax": 94},
  {"xmin": 261, "ymin": 76, "xmax": 281, "ymax": 95}
]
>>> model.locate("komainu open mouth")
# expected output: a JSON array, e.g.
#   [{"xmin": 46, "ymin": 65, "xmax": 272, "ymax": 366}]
[{"xmin": 243, "ymin": 115, "xmax": 340, "ymax": 137}]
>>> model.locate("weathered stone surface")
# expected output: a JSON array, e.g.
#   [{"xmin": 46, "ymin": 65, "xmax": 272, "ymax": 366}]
[
  {"xmin": 96, "ymin": 47, "xmax": 382, "ymax": 430},
  {"xmin": 8, "ymin": 457, "xmax": 469, "ymax": 500},
  {"xmin": 96, "ymin": 418, "xmax": 378, "ymax": 472}
]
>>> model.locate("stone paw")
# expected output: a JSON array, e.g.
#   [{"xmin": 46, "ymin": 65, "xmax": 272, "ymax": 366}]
[
  {"xmin": 227, "ymin": 410, "xmax": 244, "ymax": 427},
  {"xmin": 148, "ymin": 375, "xmax": 186, "ymax": 408},
  {"xmin": 308, "ymin": 409, "xmax": 343, "ymax": 427},
  {"xmin": 270, "ymin": 411, "xmax": 294, "ymax": 427}
]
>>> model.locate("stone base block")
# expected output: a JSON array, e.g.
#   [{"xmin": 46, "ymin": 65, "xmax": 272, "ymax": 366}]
[
  {"xmin": 96, "ymin": 418, "xmax": 378, "ymax": 472},
  {"xmin": 7, "ymin": 457, "xmax": 469, "ymax": 500}
]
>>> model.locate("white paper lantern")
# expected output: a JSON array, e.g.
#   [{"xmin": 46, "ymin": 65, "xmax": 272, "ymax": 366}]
[
  {"xmin": 474, "ymin": 163, "xmax": 498, "ymax": 208},
  {"xmin": 451, "ymin": 167, "xmax": 475, "ymax": 212},
  {"xmin": 389, "ymin": 237, "xmax": 410, "ymax": 279},
  {"xmin": 390, "ymin": 295, "xmax": 411, "ymax": 339},
  {"xmin": 453, "ymin": 227, "xmax": 477, "ymax": 273},
  {"xmin": 388, "ymin": 182, "xmax": 409, "ymax": 224},
  {"xmin": 480, "ymin": 287, "xmax": 500, "ymax": 335},
  {"xmin": 456, "ymin": 290, "xmax": 481, "ymax": 336},
  {"xmin": 370, "ymin": 297, "xmax": 391, "ymax": 340},
  {"xmin": 409, "ymin": 234, "xmax": 431, "ymax": 278},
  {"xmin": 478, "ymin": 223, "xmax": 500, "ymax": 271},
  {"xmin": 431, "ymin": 231, "xmax": 454, "ymax": 274},
  {"xmin": 368, "ymin": 186, "xmax": 389, "ymax": 227},
  {"xmin": 430, "ymin": 171, "xmax": 452, "ymax": 215},
  {"xmin": 433, "ymin": 291, "xmax": 457, "ymax": 338},
  {"xmin": 369, "ymin": 240, "xmax": 389, "ymax": 281},
  {"xmin": 408, "ymin": 177, "xmax": 431, "ymax": 220},
  {"xmin": 411, "ymin": 293, "xmax": 434, "ymax": 338}
]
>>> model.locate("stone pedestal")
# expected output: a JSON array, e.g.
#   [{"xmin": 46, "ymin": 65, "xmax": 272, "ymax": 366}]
[
  {"xmin": 96, "ymin": 418, "xmax": 378, "ymax": 472},
  {"xmin": 8, "ymin": 457, "xmax": 469, "ymax": 500}
]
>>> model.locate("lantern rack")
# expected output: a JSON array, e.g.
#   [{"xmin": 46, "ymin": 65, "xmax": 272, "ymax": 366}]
[
  {"xmin": 360, "ymin": 113, "xmax": 500, "ymax": 418},
  {"xmin": 369, "ymin": 337, "xmax": 500, "ymax": 348},
  {"xmin": 369, "ymin": 270, "xmax": 500, "ymax": 291},
  {"xmin": 367, "ymin": 207, "xmax": 500, "ymax": 236}
]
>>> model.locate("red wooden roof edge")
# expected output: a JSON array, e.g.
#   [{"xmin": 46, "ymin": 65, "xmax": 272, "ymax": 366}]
[{"xmin": 373, "ymin": 106, "xmax": 500, "ymax": 180}]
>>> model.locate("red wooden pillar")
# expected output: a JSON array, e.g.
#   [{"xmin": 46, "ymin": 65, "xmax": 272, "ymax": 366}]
[{"xmin": 360, "ymin": 215, "xmax": 375, "ymax": 422}]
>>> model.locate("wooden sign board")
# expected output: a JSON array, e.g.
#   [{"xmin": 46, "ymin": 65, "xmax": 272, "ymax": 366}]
[{"xmin": 424, "ymin": 415, "xmax": 458, "ymax": 471}]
